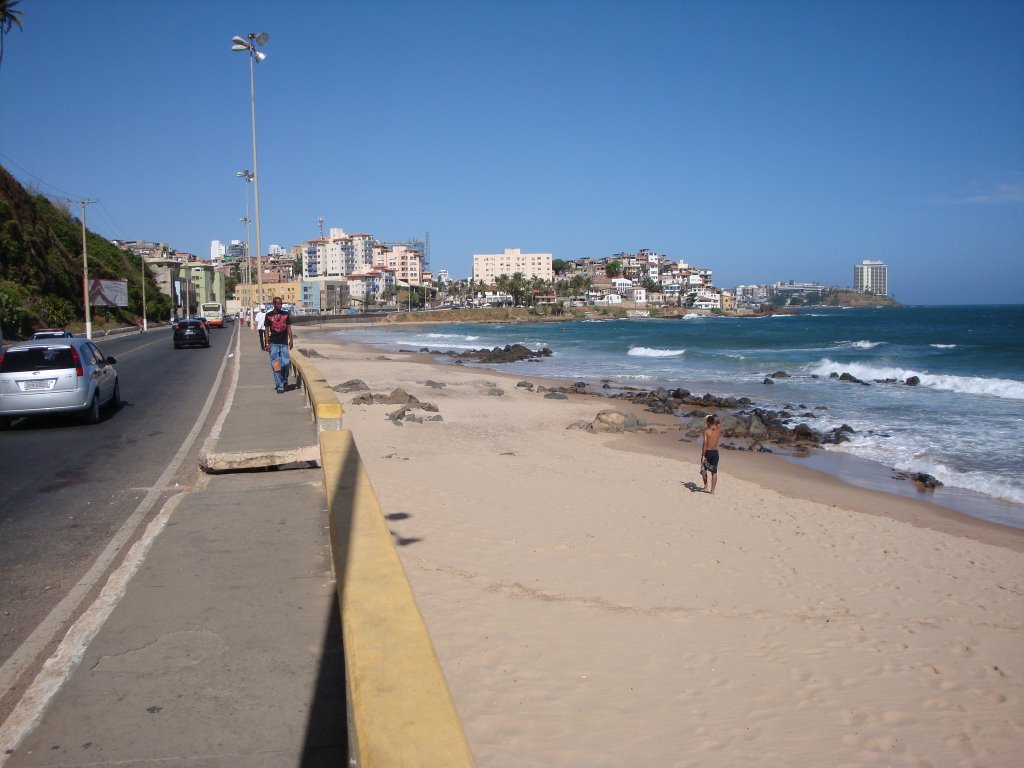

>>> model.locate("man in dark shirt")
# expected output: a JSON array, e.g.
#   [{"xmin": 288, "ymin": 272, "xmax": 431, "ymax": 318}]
[{"xmin": 262, "ymin": 296, "xmax": 293, "ymax": 393}]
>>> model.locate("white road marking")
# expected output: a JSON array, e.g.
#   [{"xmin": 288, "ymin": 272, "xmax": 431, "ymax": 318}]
[{"xmin": 0, "ymin": 325, "xmax": 241, "ymax": 763}]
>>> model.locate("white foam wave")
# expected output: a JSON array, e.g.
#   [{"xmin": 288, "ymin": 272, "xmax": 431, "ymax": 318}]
[
  {"xmin": 424, "ymin": 333, "xmax": 479, "ymax": 341},
  {"xmin": 628, "ymin": 346, "xmax": 686, "ymax": 358},
  {"xmin": 683, "ymin": 313, "xmax": 703, "ymax": 320},
  {"xmin": 930, "ymin": 343, "xmax": 957, "ymax": 348},
  {"xmin": 835, "ymin": 340, "xmax": 885, "ymax": 349},
  {"xmin": 832, "ymin": 442, "xmax": 1024, "ymax": 506},
  {"xmin": 809, "ymin": 358, "xmax": 1024, "ymax": 400}
]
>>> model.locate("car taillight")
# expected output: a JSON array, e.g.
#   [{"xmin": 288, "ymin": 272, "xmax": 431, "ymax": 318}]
[{"xmin": 70, "ymin": 346, "xmax": 84, "ymax": 376}]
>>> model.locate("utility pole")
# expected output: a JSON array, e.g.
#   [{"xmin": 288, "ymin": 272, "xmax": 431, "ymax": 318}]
[{"xmin": 76, "ymin": 199, "xmax": 99, "ymax": 339}]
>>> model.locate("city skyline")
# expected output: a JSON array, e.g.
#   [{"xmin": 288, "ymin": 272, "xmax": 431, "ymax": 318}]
[{"xmin": 1, "ymin": 1, "xmax": 1021, "ymax": 305}]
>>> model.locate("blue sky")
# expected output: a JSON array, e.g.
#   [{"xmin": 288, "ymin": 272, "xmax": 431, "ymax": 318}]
[{"xmin": 1, "ymin": 0, "xmax": 1021, "ymax": 304}]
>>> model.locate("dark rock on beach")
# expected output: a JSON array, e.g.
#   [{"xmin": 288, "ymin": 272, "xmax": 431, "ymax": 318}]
[
  {"xmin": 838, "ymin": 372, "xmax": 870, "ymax": 386},
  {"xmin": 428, "ymin": 344, "xmax": 553, "ymax": 364},
  {"xmin": 333, "ymin": 378, "xmax": 370, "ymax": 393},
  {"xmin": 892, "ymin": 470, "xmax": 943, "ymax": 490},
  {"xmin": 569, "ymin": 409, "xmax": 650, "ymax": 434}
]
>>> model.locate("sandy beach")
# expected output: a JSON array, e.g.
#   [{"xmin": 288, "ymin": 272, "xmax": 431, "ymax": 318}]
[{"xmin": 297, "ymin": 326, "xmax": 1023, "ymax": 768}]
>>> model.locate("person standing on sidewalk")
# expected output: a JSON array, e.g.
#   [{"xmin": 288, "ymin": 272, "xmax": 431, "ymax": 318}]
[
  {"xmin": 263, "ymin": 297, "xmax": 293, "ymax": 393},
  {"xmin": 254, "ymin": 305, "xmax": 268, "ymax": 350}
]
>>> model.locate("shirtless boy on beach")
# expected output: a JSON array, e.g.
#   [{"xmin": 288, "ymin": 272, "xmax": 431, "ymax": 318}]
[{"xmin": 700, "ymin": 414, "xmax": 722, "ymax": 494}]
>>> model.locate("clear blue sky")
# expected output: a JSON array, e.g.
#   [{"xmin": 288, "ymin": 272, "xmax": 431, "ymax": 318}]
[{"xmin": 2, "ymin": 0, "xmax": 1022, "ymax": 304}]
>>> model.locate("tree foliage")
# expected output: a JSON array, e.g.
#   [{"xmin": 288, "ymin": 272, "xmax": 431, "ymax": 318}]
[
  {"xmin": 0, "ymin": 0, "xmax": 24, "ymax": 68},
  {"xmin": 0, "ymin": 164, "xmax": 170, "ymax": 337}
]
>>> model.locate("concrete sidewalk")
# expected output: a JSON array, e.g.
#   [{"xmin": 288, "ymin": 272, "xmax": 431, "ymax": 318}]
[{"xmin": 4, "ymin": 326, "xmax": 348, "ymax": 767}]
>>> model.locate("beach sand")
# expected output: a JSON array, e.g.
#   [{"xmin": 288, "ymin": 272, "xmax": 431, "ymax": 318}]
[{"xmin": 297, "ymin": 327, "xmax": 1024, "ymax": 768}]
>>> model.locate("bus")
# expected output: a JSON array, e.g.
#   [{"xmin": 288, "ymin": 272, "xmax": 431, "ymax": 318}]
[{"xmin": 200, "ymin": 302, "xmax": 224, "ymax": 328}]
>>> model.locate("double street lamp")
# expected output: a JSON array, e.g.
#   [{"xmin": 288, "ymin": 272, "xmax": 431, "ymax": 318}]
[{"xmin": 231, "ymin": 32, "xmax": 268, "ymax": 313}]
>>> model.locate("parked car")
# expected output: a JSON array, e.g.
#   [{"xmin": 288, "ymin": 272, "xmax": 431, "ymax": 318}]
[
  {"xmin": 30, "ymin": 329, "xmax": 75, "ymax": 339},
  {"xmin": 0, "ymin": 338, "xmax": 120, "ymax": 428},
  {"xmin": 173, "ymin": 318, "xmax": 210, "ymax": 349}
]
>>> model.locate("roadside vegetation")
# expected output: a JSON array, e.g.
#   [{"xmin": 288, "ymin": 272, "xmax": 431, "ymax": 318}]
[{"xmin": 0, "ymin": 165, "xmax": 170, "ymax": 339}]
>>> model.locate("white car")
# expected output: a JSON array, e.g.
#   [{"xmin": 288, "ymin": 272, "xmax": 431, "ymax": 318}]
[{"xmin": 0, "ymin": 338, "xmax": 120, "ymax": 428}]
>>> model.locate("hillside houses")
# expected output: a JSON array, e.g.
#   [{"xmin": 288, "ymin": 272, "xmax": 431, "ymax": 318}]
[{"xmin": 557, "ymin": 250, "xmax": 730, "ymax": 309}]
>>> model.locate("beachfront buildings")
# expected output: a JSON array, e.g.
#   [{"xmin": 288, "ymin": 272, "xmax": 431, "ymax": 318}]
[
  {"xmin": 279, "ymin": 226, "xmax": 426, "ymax": 311},
  {"xmin": 473, "ymin": 248, "xmax": 553, "ymax": 283},
  {"xmin": 854, "ymin": 260, "xmax": 888, "ymax": 295}
]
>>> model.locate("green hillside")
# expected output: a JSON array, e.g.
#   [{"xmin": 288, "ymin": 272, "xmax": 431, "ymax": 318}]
[{"xmin": 0, "ymin": 164, "xmax": 169, "ymax": 340}]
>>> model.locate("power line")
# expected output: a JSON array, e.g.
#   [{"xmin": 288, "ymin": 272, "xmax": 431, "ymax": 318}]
[{"xmin": 0, "ymin": 152, "xmax": 86, "ymax": 201}]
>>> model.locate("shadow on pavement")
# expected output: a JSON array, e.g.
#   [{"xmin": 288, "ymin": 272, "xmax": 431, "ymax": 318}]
[{"xmin": 300, "ymin": 583, "xmax": 349, "ymax": 766}]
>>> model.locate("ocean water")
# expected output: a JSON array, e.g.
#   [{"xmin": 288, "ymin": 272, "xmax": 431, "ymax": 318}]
[{"xmin": 334, "ymin": 305, "xmax": 1024, "ymax": 527}]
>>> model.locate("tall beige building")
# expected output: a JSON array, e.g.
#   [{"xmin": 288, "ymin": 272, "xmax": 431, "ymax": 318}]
[
  {"xmin": 472, "ymin": 248, "xmax": 553, "ymax": 283},
  {"xmin": 854, "ymin": 260, "xmax": 888, "ymax": 295}
]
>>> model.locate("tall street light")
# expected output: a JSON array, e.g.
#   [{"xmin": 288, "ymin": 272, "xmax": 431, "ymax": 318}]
[
  {"xmin": 231, "ymin": 32, "xmax": 268, "ymax": 313},
  {"xmin": 236, "ymin": 169, "xmax": 254, "ymax": 319}
]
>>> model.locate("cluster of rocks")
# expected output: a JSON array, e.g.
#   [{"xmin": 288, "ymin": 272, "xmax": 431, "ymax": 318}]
[
  {"xmin": 516, "ymin": 380, "xmax": 588, "ymax": 400},
  {"xmin": 407, "ymin": 344, "xmax": 553, "ymax": 364},
  {"xmin": 676, "ymin": 407, "xmax": 856, "ymax": 450},
  {"xmin": 566, "ymin": 409, "xmax": 653, "ymax": 434},
  {"xmin": 541, "ymin": 382, "xmax": 856, "ymax": 450},
  {"xmin": 762, "ymin": 368, "xmax": 922, "ymax": 387},
  {"xmin": 338, "ymin": 381, "xmax": 442, "ymax": 425},
  {"xmin": 623, "ymin": 387, "xmax": 753, "ymax": 414}
]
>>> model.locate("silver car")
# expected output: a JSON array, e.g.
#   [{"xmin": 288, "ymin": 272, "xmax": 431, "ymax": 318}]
[{"xmin": 0, "ymin": 338, "xmax": 120, "ymax": 428}]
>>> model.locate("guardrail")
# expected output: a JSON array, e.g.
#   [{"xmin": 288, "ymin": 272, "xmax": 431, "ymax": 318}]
[
  {"xmin": 290, "ymin": 350, "xmax": 343, "ymax": 431},
  {"xmin": 320, "ymin": 429, "xmax": 476, "ymax": 767},
  {"xmin": 290, "ymin": 351, "xmax": 474, "ymax": 765}
]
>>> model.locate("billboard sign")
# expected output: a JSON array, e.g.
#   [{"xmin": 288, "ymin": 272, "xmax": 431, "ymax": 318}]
[{"xmin": 88, "ymin": 279, "xmax": 129, "ymax": 307}]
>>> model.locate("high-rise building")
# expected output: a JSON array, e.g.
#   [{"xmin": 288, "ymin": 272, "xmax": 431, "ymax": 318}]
[
  {"xmin": 854, "ymin": 260, "xmax": 888, "ymax": 295},
  {"xmin": 472, "ymin": 248, "xmax": 553, "ymax": 283}
]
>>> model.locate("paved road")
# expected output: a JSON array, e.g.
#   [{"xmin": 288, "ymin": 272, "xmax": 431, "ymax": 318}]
[{"xmin": 0, "ymin": 323, "xmax": 236, "ymax": 674}]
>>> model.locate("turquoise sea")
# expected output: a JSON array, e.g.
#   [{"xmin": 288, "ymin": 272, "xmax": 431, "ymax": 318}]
[{"xmin": 335, "ymin": 305, "xmax": 1024, "ymax": 528}]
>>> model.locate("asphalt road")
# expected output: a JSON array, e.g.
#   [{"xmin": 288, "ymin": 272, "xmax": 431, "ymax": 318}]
[{"xmin": 0, "ymin": 322, "xmax": 237, "ymax": 675}]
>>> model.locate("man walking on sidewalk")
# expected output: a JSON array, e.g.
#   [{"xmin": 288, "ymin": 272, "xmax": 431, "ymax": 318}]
[
  {"xmin": 263, "ymin": 296, "xmax": 293, "ymax": 393},
  {"xmin": 254, "ymin": 304, "xmax": 268, "ymax": 350}
]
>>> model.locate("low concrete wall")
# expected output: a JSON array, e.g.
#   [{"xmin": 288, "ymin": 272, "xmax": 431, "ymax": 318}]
[
  {"xmin": 320, "ymin": 430, "xmax": 476, "ymax": 767},
  {"xmin": 290, "ymin": 350, "xmax": 343, "ymax": 431}
]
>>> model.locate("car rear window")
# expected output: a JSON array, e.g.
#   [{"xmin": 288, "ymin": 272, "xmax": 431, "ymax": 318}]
[{"xmin": 0, "ymin": 347, "xmax": 77, "ymax": 373}]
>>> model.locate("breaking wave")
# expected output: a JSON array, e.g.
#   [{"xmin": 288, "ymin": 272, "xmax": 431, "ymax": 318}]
[
  {"xmin": 809, "ymin": 358, "xmax": 1024, "ymax": 400},
  {"xmin": 835, "ymin": 340, "xmax": 885, "ymax": 349},
  {"xmin": 628, "ymin": 346, "xmax": 686, "ymax": 358}
]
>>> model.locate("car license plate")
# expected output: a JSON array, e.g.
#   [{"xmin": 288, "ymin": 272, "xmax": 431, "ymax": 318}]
[{"xmin": 23, "ymin": 379, "xmax": 56, "ymax": 391}]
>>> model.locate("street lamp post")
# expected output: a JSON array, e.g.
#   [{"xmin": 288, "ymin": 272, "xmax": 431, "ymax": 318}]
[
  {"xmin": 236, "ymin": 169, "xmax": 254, "ymax": 321},
  {"xmin": 141, "ymin": 257, "xmax": 148, "ymax": 331},
  {"xmin": 231, "ymin": 32, "xmax": 268, "ymax": 315}
]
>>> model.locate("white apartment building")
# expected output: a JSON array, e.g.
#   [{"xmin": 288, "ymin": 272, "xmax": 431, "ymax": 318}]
[
  {"xmin": 472, "ymin": 248, "xmax": 553, "ymax": 283},
  {"xmin": 374, "ymin": 244, "xmax": 423, "ymax": 286},
  {"xmin": 301, "ymin": 228, "xmax": 378, "ymax": 280},
  {"xmin": 854, "ymin": 260, "xmax": 888, "ymax": 295},
  {"xmin": 210, "ymin": 240, "xmax": 226, "ymax": 260}
]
